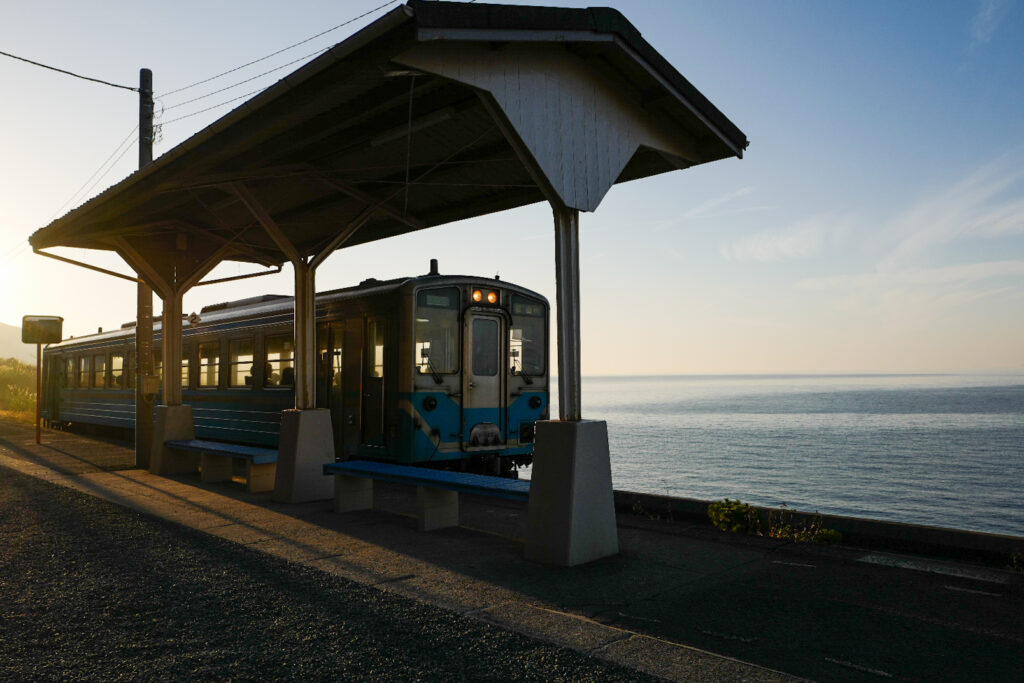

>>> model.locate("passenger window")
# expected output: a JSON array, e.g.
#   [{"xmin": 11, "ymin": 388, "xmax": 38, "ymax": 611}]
[
  {"xmin": 78, "ymin": 357, "xmax": 89, "ymax": 387},
  {"xmin": 265, "ymin": 335, "xmax": 294, "ymax": 387},
  {"xmin": 472, "ymin": 319, "xmax": 498, "ymax": 377},
  {"xmin": 92, "ymin": 354, "xmax": 106, "ymax": 388},
  {"xmin": 110, "ymin": 354, "xmax": 125, "ymax": 388},
  {"xmin": 64, "ymin": 358, "xmax": 73, "ymax": 388},
  {"xmin": 368, "ymin": 321, "xmax": 384, "ymax": 378},
  {"xmin": 153, "ymin": 349, "xmax": 161, "ymax": 380},
  {"xmin": 198, "ymin": 342, "xmax": 220, "ymax": 388},
  {"xmin": 229, "ymin": 339, "xmax": 255, "ymax": 387}
]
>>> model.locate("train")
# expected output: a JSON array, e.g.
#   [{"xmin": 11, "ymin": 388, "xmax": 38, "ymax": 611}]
[{"xmin": 40, "ymin": 262, "xmax": 549, "ymax": 476}]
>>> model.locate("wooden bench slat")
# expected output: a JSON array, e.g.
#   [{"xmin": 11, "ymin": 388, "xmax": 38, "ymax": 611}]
[
  {"xmin": 324, "ymin": 460, "xmax": 530, "ymax": 501},
  {"xmin": 165, "ymin": 439, "xmax": 278, "ymax": 464}
]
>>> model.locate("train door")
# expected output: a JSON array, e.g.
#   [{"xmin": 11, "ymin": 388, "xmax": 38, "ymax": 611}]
[
  {"xmin": 462, "ymin": 313, "xmax": 506, "ymax": 449},
  {"xmin": 361, "ymin": 319, "xmax": 386, "ymax": 448},
  {"xmin": 316, "ymin": 321, "xmax": 345, "ymax": 457}
]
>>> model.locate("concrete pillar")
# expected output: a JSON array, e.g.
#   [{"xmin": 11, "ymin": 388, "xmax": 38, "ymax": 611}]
[
  {"xmin": 273, "ymin": 408, "xmax": 335, "ymax": 503},
  {"xmin": 525, "ymin": 420, "xmax": 618, "ymax": 565}
]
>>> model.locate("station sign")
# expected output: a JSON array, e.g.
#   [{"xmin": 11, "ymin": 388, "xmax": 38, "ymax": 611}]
[{"xmin": 22, "ymin": 315, "xmax": 64, "ymax": 344}]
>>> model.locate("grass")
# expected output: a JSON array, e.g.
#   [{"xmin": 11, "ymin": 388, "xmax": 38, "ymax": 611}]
[{"xmin": 0, "ymin": 357, "xmax": 38, "ymax": 423}]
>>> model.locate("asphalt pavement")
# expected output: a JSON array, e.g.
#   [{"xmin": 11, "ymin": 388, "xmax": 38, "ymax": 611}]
[{"xmin": 1, "ymin": 421, "xmax": 1021, "ymax": 681}]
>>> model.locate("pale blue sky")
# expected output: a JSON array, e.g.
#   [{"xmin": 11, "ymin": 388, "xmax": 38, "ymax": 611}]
[{"xmin": 1, "ymin": 1, "xmax": 1021, "ymax": 373}]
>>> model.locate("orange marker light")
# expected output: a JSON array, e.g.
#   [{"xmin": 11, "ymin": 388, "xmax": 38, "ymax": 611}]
[
  {"xmin": 472, "ymin": 289, "xmax": 483, "ymax": 302},
  {"xmin": 487, "ymin": 291, "xmax": 498, "ymax": 304}
]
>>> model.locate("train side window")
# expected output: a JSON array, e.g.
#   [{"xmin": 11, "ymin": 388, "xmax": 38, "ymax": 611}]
[
  {"xmin": 368, "ymin": 321, "xmax": 384, "ymax": 378},
  {"xmin": 229, "ymin": 339, "xmax": 255, "ymax": 387},
  {"xmin": 198, "ymin": 342, "xmax": 220, "ymax": 388},
  {"xmin": 181, "ymin": 345, "xmax": 191, "ymax": 389},
  {"xmin": 92, "ymin": 354, "xmax": 107, "ymax": 388},
  {"xmin": 265, "ymin": 335, "xmax": 294, "ymax": 387},
  {"xmin": 110, "ymin": 353, "xmax": 125, "ymax": 388},
  {"xmin": 64, "ymin": 358, "xmax": 74, "ymax": 388},
  {"xmin": 415, "ymin": 287, "xmax": 459, "ymax": 375},
  {"xmin": 153, "ymin": 349, "xmax": 162, "ymax": 380},
  {"xmin": 78, "ymin": 356, "xmax": 89, "ymax": 387}
]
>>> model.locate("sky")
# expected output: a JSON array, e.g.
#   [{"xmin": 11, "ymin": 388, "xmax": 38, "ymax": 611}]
[{"xmin": 1, "ymin": 0, "xmax": 1022, "ymax": 375}]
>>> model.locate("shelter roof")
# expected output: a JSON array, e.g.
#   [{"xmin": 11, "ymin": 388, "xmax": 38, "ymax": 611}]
[{"xmin": 29, "ymin": 0, "xmax": 747, "ymax": 270}]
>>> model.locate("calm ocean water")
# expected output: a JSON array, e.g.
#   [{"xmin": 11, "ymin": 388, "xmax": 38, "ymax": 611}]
[{"xmin": 534, "ymin": 374, "xmax": 1024, "ymax": 537}]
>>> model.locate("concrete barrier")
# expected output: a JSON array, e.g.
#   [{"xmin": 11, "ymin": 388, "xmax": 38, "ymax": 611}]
[{"xmin": 613, "ymin": 490, "xmax": 1024, "ymax": 567}]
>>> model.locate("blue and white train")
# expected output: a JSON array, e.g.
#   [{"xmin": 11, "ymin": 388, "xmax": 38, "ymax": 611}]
[{"xmin": 41, "ymin": 262, "xmax": 549, "ymax": 475}]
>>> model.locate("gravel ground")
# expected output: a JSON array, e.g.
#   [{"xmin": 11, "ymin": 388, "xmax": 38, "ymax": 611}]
[{"xmin": 0, "ymin": 466, "xmax": 652, "ymax": 682}]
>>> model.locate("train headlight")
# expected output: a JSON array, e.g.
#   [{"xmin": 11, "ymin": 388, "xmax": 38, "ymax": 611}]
[
  {"xmin": 486, "ymin": 291, "xmax": 498, "ymax": 304},
  {"xmin": 422, "ymin": 396, "xmax": 438, "ymax": 412},
  {"xmin": 529, "ymin": 395, "xmax": 543, "ymax": 410},
  {"xmin": 472, "ymin": 289, "xmax": 483, "ymax": 302}
]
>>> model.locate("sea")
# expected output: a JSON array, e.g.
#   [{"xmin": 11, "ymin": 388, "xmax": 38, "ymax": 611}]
[{"xmin": 532, "ymin": 374, "xmax": 1024, "ymax": 537}]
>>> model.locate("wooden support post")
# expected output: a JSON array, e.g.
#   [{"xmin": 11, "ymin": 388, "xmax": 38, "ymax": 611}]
[
  {"xmin": 135, "ymin": 67, "xmax": 155, "ymax": 467},
  {"xmin": 161, "ymin": 292, "xmax": 183, "ymax": 406},
  {"xmin": 293, "ymin": 261, "xmax": 316, "ymax": 410}
]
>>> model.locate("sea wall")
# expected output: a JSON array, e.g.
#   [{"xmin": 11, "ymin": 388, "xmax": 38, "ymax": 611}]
[{"xmin": 613, "ymin": 490, "xmax": 1024, "ymax": 567}]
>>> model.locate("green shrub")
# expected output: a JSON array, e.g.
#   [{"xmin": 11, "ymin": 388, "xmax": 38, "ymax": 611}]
[
  {"xmin": 708, "ymin": 498, "xmax": 763, "ymax": 534},
  {"xmin": 710, "ymin": 498, "xmax": 841, "ymax": 544},
  {"xmin": 0, "ymin": 358, "xmax": 35, "ymax": 413}
]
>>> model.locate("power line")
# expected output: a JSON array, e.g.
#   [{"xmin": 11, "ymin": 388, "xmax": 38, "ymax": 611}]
[
  {"xmin": 157, "ymin": 0, "xmax": 401, "ymax": 98},
  {"xmin": 50, "ymin": 126, "xmax": 139, "ymax": 221},
  {"xmin": 161, "ymin": 46, "xmax": 329, "ymax": 111},
  {"xmin": 0, "ymin": 49, "xmax": 138, "ymax": 92},
  {"xmin": 159, "ymin": 87, "xmax": 269, "ymax": 126}
]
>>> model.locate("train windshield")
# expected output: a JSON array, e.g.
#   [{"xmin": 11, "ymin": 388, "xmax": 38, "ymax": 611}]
[
  {"xmin": 510, "ymin": 295, "xmax": 545, "ymax": 376},
  {"xmin": 415, "ymin": 287, "xmax": 459, "ymax": 375}
]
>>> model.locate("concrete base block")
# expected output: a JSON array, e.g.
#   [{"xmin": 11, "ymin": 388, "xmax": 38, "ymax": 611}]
[
  {"xmin": 335, "ymin": 476, "xmax": 374, "ymax": 512},
  {"xmin": 149, "ymin": 405, "xmax": 197, "ymax": 476},
  {"xmin": 247, "ymin": 462, "xmax": 277, "ymax": 494},
  {"xmin": 273, "ymin": 409, "xmax": 335, "ymax": 503},
  {"xmin": 416, "ymin": 487, "xmax": 459, "ymax": 531},
  {"xmin": 200, "ymin": 454, "xmax": 232, "ymax": 483},
  {"xmin": 525, "ymin": 420, "xmax": 619, "ymax": 566}
]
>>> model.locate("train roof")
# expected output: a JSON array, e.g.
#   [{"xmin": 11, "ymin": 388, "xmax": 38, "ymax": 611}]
[{"xmin": 45, "ymin": 272, "xmax": 547, "ymax": 351}]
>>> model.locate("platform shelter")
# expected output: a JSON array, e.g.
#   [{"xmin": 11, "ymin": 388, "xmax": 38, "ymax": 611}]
[{"xmin": 29, "ymin": 1, "xmax": 746, "ymax": 565}]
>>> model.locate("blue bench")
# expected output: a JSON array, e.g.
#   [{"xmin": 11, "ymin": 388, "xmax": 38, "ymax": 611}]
[
  {"xmin": 165, "ymin": 439, "xmax": 278, "ymax": 494},
  {"xmin": 323, "ymin": 460, "xmax": 530, "ymax": 531}
]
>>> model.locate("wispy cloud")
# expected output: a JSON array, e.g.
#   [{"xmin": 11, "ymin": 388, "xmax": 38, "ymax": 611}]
[
  {"xmin": 684, "ymin": 186, "xmax": 754, "ymax": 218},
  {"xmin": 970, "ymin": 0, "xmax": 1012, "ymax": 45},
  {"xmin": 719, "ymin": 213, "xmax": 852, "ymax": 263},
  {"xmin": 881, "ymin": 153, "xmax": 1024, "ymax": 269},
  {"xmin": 796, "ymin": 259, "xmax": 1024, "ymax": 314}
]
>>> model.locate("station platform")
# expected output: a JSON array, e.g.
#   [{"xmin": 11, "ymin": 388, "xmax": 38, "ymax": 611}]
[{"xmin": 1, "ymin": 421, "xmax": 1021, "ymax": 681}]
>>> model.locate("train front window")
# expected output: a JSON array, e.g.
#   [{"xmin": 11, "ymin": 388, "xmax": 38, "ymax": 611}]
[
  {"xmin": 198, "ymin": 342, "xmax": 220, "ymax": 388},
  {"xmin": 229, "ymin": 339, "xmax": 254, "ymax": 387},
  {"xmin": 415, "ymin": 287, "xmax": 458, "ymax": 376},
  {"xmin": 266, "ymin": 335, "xmax": 294, "ymax": 387},
  {"xmin": 92, "ymin": 354, "xmax": 106, "ymax": 388},
  {"xmin": 510, "ymin": 295, "xmax": 545, "ymax": 376}
]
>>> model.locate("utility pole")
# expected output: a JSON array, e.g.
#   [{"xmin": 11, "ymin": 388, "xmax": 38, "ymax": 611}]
[{"xmin": 135, "ymin": 68, "xmax": 155, "ymax": 467}]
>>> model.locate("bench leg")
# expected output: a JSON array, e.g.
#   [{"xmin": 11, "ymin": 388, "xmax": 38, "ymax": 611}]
[
  {"xmin": 416, "ymin": 487, "xmax": 459, "ymax": 531},
  {"xmin": 246, "ymin": 462, "xmax": 277, "ymax": 494},
  {"xmin": 334, "ymin": 476, "xmax": 373, "ymax": 512},
  {"xmin": 200, "ymin": 453, "xmax": 232, "ymax": 483}
]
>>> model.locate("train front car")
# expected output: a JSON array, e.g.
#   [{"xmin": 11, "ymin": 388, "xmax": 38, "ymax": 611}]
[{"xmin": 399, "ymin": 276, "xmax": 549, "ymax": 476}]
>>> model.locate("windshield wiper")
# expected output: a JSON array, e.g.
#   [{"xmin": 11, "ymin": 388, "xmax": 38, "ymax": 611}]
[
  {"xmin": 425, "ymin": 358, "xmax": 443, "ymax": 385},
  {"xmin": 514, "ymin": 364, "xmax": 534, "ymax": 385}
]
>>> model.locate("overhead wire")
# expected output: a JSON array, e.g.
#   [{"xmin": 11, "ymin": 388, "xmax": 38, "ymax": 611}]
[
  {"xmin": 156, "ymin": 0, "xmax": 401, "ymax": 98},
  {"xmin": 0, "ymin": 49, "xmax": 138, "ymax": 92}
]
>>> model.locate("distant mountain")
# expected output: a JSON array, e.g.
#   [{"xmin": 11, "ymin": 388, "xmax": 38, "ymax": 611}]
[{"xmin": 0, "ymin": 323, "xmax": 39, "ymax": 364}]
